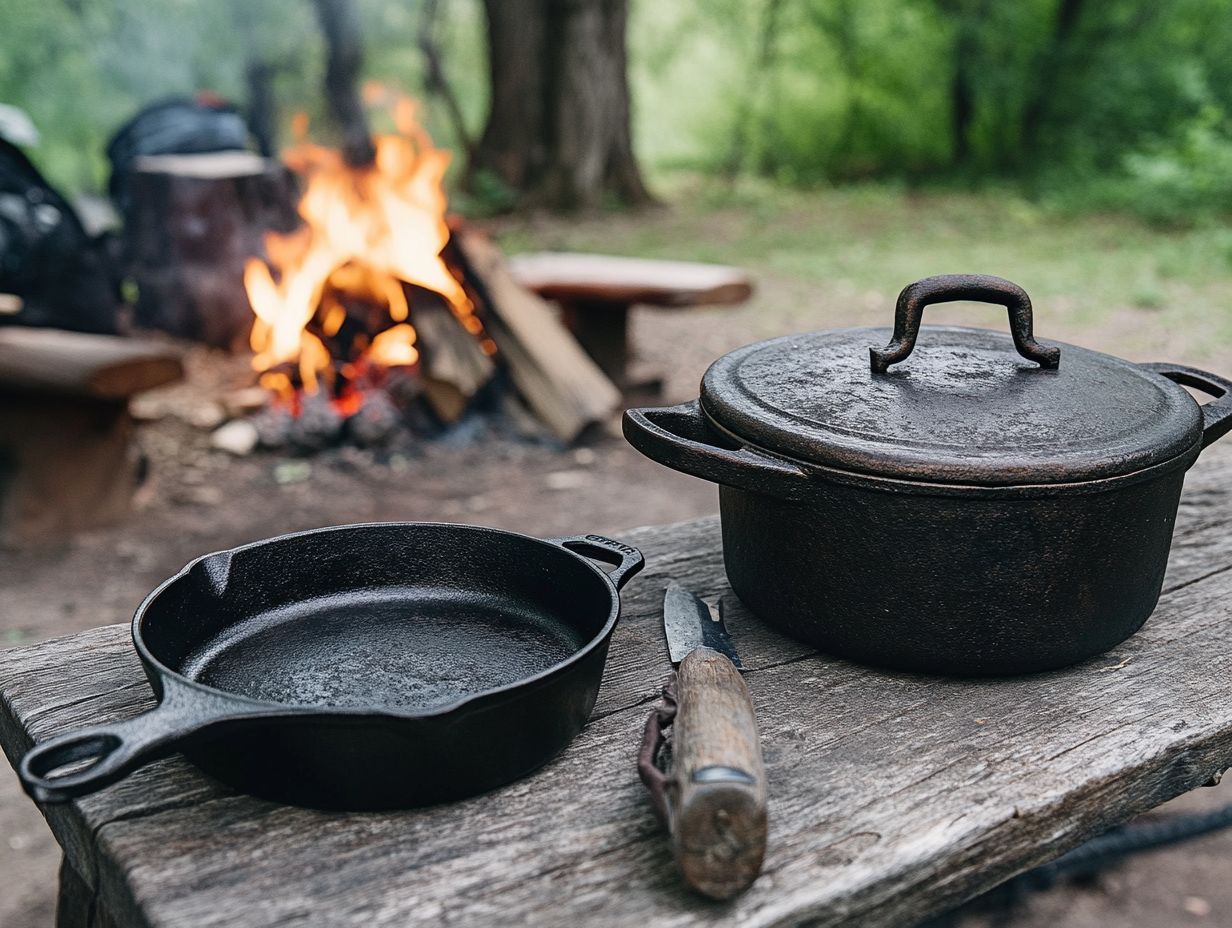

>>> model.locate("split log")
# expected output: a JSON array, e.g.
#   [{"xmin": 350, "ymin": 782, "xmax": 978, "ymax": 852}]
[
  {"xmin": 454, "ymin": 231, "xmax": 620, "ymax": 443},
  {"xmin": 0, "ymin": 328, "xmax": 183, "ymax": 399},
  {"xmin": 123, "ymin": 151, "xmax": 296, "ymax": 349},
  {"xmin": 0, "ymin": 329, "xmax": 182, "ymax": 546},
  {"xmin": 411, "ymin": 299, "xmax": 495, "ymax": 423}
]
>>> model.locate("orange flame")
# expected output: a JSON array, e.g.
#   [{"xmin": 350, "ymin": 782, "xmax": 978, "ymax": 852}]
[{"xmin": 244, "ymin": 95, "xmax": 480, "ymax": 401}]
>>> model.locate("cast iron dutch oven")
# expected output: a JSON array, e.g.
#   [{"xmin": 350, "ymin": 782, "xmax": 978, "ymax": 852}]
[
  {"xmin": 20, "ymin": 523, "xmax": 643, "ymax": 809},
  {"xmin": 625, "ymin": 274, "xmax": 1232, "ymax": 675}
]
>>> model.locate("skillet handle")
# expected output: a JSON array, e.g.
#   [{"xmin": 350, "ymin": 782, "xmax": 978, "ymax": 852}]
[
  {"xmin": 20, "ymin": 683, "xmax": 244, "ymax": 803},
  {"xmin": 551, "ymin": 535, "xmax": 645, "ymax": 590},
  {"xmin": 1140, "ymin": 363, "xmax": 1232, "ymax": 449}
]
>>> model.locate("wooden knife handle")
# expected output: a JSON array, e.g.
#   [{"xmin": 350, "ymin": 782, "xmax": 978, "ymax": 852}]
[{"xmin": 668, "ymin": 647, "xmax": 767, "ymax": 900}]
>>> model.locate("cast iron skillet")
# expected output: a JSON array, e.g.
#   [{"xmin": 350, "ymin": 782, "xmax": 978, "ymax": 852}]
[{"xmin": 20, "ymin": 523, "xmax": 643, "ymax": 810}]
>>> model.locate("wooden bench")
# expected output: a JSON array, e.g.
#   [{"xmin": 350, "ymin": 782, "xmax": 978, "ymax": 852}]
[
  {"xmin": 3, "ymin": 443, "xmax": 1232, "ymax": 926},
  {"xmin": 0, "ymin": 328, "xmax": 182, "ymax": 546},
  {"xmin": 507, "ymin": 252, "xmax": 753, "ymax": 390}
]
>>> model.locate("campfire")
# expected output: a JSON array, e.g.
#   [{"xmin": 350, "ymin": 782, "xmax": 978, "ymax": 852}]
[{"xmin": 243, "ymin": 93, "xmax": 499, "ymax": 438}]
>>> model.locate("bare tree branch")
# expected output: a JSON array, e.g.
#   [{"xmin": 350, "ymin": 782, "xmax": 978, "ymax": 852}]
[{"xmin": 417, "ymin": 0, "xmax": 477, "ymax": 176}]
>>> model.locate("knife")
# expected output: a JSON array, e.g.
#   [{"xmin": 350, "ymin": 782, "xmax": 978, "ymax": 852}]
[{"xmin": 640, "ymin": 582, "xmax": 767, "ymax": 900}]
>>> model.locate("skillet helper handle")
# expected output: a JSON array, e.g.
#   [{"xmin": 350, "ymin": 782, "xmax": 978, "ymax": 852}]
[
  {"xmin": 550, "ymin": 534, "xmax": 645, "ymax": 590},
  {"xmin": 871, "ymin": 274, "xmax": 1061, "ymax": 373},
  {"xmin": 1139, "ymin": 363, "xmax": 1232, "ymax": 449},
  {"xmin": 668, "ymin": 648, "xmax": 767, "ymax": 900}
]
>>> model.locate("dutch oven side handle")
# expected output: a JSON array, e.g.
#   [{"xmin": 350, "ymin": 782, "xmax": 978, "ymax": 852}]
[
  {"xmin": 550, "ymin": 535, "xmax": 645, "ymax": 591},
  {"xmin": 1140, "ymin": 363, "xmax": 1232, "ymax": 449},
  {"xmin": 623, "ymin": 401, "xmax": 809, "ymax": 501},
  {"xmin": 20, "ymin": 679, "xmax": 256, "ymax": 804}
]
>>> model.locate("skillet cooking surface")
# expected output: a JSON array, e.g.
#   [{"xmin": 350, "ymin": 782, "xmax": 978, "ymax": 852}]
[{"xmin": 179, "ymin": 590, "xmax": 586, "ymax": 712}]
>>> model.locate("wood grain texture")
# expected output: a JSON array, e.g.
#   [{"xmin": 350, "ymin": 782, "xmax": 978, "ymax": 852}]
[
  {"xmin": 508, "ymin": 252, "xmax": 753, "ymax": 308},
  {"xmin": 4, "ymin": 445, "xmax": 1232, "ymax": 926},
  {"xmin": 412, "ymin": 301, "xmax": 495, "ymax": 423},
  {"xmin": 669, "ymin": 649, "xmax": 767, "ymax": 899},
  {"xmin": 57, "ymin": 857, "xmax": 120, "ymax": 928},
  {"xmin": 0, "ymin": 329, "xmax": 183, "ymax": 399}
]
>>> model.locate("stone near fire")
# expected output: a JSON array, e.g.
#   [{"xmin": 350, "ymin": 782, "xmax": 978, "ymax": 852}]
[
  {"xmin": 544, "ymin": 470, "xmax": 588, "ymax": 491},
  {"xmin": 348, "ymin": 393, "xmax": 400, "ymax": 448},
  {"xmin": 210, "ymin": 419, "xmax": 259, "ymax": 457},
  {"xmin": 221, "ymin": 386, "xmax": 272, "ymax": 419},
  {"xmin": 252, "ymin": 407, "xmax": 293, "ymax": 450},
  {"xmin": 287, "ymin": 393, "xmax": 343, "ymax": 452},
  {"xmin": 185, "ymin": 400, "xmax": 226, "ymax": 431}
]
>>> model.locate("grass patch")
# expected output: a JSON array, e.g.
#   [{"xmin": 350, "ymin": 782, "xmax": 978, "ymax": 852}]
[{"xmin": 489, "ymin": 179, "xmax": 1232, "ymax": 366}]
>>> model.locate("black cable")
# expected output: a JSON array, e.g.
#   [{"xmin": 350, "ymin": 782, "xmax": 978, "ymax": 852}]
[
  {"xmin": 1014, "ymin": 801, "xmax": 1232, "ymax": 891},
  {"xmin": 918, "ymin": 801, "xmax": 1232, "ymax": 928}
]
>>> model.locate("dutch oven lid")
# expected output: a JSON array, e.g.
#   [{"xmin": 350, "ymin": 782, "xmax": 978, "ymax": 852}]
[{"xmin": 700, "ymin": 275, "xmax": 1202, "ymax": 486}]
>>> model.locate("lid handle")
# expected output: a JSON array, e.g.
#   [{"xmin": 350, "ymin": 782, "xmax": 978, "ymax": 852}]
[{"xmin": 870, "ymin": 274, "xmax": 1060, "ymax": 373}]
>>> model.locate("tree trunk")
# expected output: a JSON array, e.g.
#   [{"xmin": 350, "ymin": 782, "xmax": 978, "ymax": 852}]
[
  {"xmin": 313, "ymin": 0, "xmax": 375, "ymax": 167},
  {"xmin": 950, "ymin": 54, "xmax": 974, "ymax": 168},
  {"xmin": 947, "ymin": 9, "xmax": 978, "ymax": 169},
  {"xmin": 246, "ymin": 60, "xmax": 277, "ymax": 158},
  {"xmin": 473, "ymin": 0, "xmax": 653, "ymax": 211},
  {"xmin": 1020, "ymin": 0, "xmax": 1087, "ymax": 162}
]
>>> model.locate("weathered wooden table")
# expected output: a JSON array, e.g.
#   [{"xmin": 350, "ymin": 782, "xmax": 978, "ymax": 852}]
[{"xmin": 4, "ymin": 446, "xmax": 1232, "ymax": 927}]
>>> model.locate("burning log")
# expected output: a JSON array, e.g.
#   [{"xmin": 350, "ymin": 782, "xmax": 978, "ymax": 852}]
[
  {"xmin": 413, "ymin": 296, "xmax": 496, "ymax": 423},
  {"xmin": 454, "ymin": 231, "xmax": 620, "ymax": 443},
  {"xmin": 241, "ymin": 95, "xmax": 505, "ymax": 438},
  {"xmin": 228, "ymin": 92, "xmax": 616, "ymax": 447}
]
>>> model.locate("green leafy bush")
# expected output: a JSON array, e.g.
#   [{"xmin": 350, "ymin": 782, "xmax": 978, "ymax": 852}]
[{"xmin": 1044, "ymin": 105, "xmax": 1232, "ymax": 226}]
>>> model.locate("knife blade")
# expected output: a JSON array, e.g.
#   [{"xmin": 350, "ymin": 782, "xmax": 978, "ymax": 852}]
[
  {"xmin": 651, "ymin": 583, "xmax": 767, "ymax": 899},
  {"xmin": 663, "ymin": 582, "xmax": 743, "ymax": 669}
]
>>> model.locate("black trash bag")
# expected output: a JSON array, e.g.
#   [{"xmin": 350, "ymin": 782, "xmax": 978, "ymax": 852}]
[
  {"xmin": 0, "ymin": 139, "xmax": 119, "ymax": 334},
  {"xmin": 106, "ymin": 95, "xmax": 251, "ymax": 219}
]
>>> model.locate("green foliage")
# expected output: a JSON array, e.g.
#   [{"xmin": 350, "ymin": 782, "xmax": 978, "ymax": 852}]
[
  {"xmin": 359, "ymin": 0, "xmax": 488, "ymax": 164},
  {"xmin": 1054, "ymin": 104, "xmax": 1232, "ymax": 226},
  {"xmin": 630, "ymin": 0, "xmax": 953, "ymax": 182},
  {"xmin": 449, "ymin": 168, "xmax": 517, "ymax": 217},
  {"xmin": 0, "ymin": 0, "xmax": 489, "ymax": 195},
  {"xmin": 3, "ymin": 0, "xmax": 1232, "ymax": 226},
  {"xmin": 0, "ymin": 0, "xmax": 320, "ymax": 192},
  {"xmin": 628, "ymin": 0, "xmax": 1232, "ymax": 223}
]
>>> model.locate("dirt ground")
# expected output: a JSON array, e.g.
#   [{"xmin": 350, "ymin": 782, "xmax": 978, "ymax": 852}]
[{"xmin": 4, "ymin": 192, "xmax": 1232, "ymax": 926}]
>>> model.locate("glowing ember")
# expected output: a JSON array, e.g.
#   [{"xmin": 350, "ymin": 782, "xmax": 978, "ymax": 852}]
[{"xmin": 244, "ymin": 93, "xmax": 492, "ymax": 409}]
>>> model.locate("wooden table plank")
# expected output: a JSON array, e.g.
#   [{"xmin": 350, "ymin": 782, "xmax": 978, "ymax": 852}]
[
  {"xmin": 507, "ymin": 252, "xmax": 753, "ymax": 309},
  {"xmin": 4, "ymin": 446, "xmax": 1232, "ymax": 927},
  {"xmin": 505, "ymin": 251, "xmax": 753, "ymax": 386}
]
